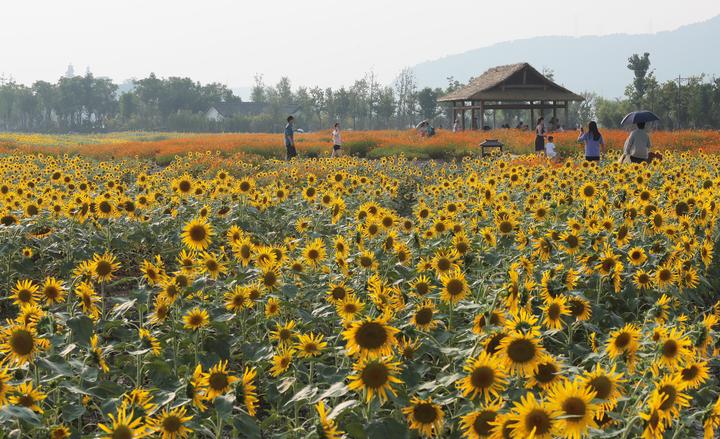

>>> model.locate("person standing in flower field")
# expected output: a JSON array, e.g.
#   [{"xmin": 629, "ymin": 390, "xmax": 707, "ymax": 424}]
[
  {"xmin": 534, "ymin": 117, "xmax": 546, "ymax": 155},
  {"xmin": 284, "ymin": 116, "xmax": 297, "ymax": 160},
  {"xmin": 578, "ymin": 121, "xmax": 606, "ymax": 161},
  {"xmin": 623, "ymin": 122, "xmax": 652, "ymax": 163},
  {"xmin": 331, "ymin": 122, "xmax": 342, "ymax": 157}
]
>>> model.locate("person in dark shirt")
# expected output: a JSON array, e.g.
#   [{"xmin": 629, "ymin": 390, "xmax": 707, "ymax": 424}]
[{"xmin": 284, "ymin": 116, "xmax": 297, "ymax": 160}]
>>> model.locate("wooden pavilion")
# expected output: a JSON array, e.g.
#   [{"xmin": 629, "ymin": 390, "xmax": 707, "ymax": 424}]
[{"xmin": 438, "ymin": 63, "xmax": 584, "ymax": 130}]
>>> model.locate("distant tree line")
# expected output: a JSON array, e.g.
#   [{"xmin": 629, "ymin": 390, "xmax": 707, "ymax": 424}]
[
  {"xmin": 0, "ymin": 69, "xmax": 449, "ymax": 133},
  {"xmin": 583, "ymin": 53, "xmax": 720, "ymax": 130},
  {"xmin": 1, "ymin": 55, "xmax": 718, "ymax": 133}
]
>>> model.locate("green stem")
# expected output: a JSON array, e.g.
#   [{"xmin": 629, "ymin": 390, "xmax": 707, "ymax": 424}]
[{"xmin": 620, "ymin": 415, "xmax": 641, "ymax": 439}]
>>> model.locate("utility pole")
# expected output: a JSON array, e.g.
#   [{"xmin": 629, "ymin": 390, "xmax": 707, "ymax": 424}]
[{"xmin": 675, "ymin": 75, "xmax": 693, "ymax": 130}]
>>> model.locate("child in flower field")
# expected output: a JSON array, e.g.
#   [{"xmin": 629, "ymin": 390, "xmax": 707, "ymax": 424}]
[{"xmin": 545, "ymin": 135, "xmax": 558, "ymax": 161}]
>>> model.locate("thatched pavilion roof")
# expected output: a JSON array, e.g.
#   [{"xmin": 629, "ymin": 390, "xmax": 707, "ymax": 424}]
[{"xmin": 438, "ymin": 63, "xmax": 584, "ymax": 102}]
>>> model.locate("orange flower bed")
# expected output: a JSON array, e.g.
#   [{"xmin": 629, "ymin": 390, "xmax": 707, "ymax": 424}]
[{"xmin": 2, "ymin": 129, "xmax": 719, "ymax": 159}]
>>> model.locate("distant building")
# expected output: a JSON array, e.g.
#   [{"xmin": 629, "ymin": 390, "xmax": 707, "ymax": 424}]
[{"xmin": 205, "ymin": 102, "xmax": 302, "ymax": 122}]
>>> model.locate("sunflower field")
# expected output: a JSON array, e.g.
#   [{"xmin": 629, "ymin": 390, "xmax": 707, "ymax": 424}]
[{"xmin": 0, "ymin": 150, "xmax": 719, "ymax": 438}]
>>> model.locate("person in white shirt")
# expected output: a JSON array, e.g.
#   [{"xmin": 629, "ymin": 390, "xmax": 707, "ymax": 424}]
[
  {"xmin": 545, "ymin": 135, "xmax": 558, "ymax": 161},
  {"xmin": 623, "ymin": 122, "xmax": 652, "ymax": 163},
  {"xmin": 331, "ymin": 122, "xmax": 342, "ymax": 158}
]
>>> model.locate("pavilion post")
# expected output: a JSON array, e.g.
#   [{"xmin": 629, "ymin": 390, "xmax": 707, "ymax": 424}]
[
  {"xmin": 564, "ymin": 103, "xmax": 569, "ymax": 129},
  {"xmin": 530, "ymin": 103, "xmax": 534, "ymax": 129},
  {"xmin": 471, "ymin": 106, "xmax": 477, "ymax": 130},
  {"xmin": 461, "ymin": 107, "xmax": 466, "ymax": 131},
  {"xmin": 479, "ymin": 101, "xmax": 485, "ymax": 130}
]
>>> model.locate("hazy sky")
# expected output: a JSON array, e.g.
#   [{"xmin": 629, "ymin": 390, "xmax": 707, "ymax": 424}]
[{"xmin": 2, "ymin": 0, "xmax": 720, "ymax": 89}]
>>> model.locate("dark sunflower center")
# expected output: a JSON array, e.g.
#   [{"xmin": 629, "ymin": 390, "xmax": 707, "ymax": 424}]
[
  {"xmin": 499, "ymin": 221, "xmax": 513, "ymax": 234},
  {"xmin": 189, "ymin": 225, "xmax": 207, "ymax": 242},
  {"xmin": 415, "ymin": 308, "xmax": 433, "ymax": 325},
  {"xmin": 240, "ymin": 245, "xmax": 251, "ymax": 259},
  {"xmin": 240, "ymin": 182, "xmax": 251, "ymax": 192},
  {"xmin": 359, "ymin": 256, "xmax": 372, "ymax": 267},
  {"xmin": 446, "ymin": 279, "xmax": 464, "ymax": 296},
  {"xmin": 470, "ymin": 366, "xmax": 495, "ymax": 389},
  {"xmin": 95, "ymin": 261, "xmax": 112, "ymax": 276},
  {"xmin": 565, "ymin": 235, "xmax": 579, "ymax": 248},
  {"xmin": 361, "ymin": 362, "xmax": 389, "ymax": 388},
  {"xmin": 205, "ymin": 260, "xmax": 218, "ymax": 272},
  {"xmin": 355, "ymin": 322, "xmax": 388, "ymax": 349},
  {"xmin": 473, "ymin": 410, "xmax": 497, "ymax": 436},
  {"xmin": 415, "ymin": 283, "xmax": 429, "ymax": 295},
  {"xmin": 208, "ymin": 372, "xmax": 228, "ymax": 390},
  {"xmin": 162, "ymin": 415, "xmax": 181, "ymax": 432},
  {"xmin": 524, "ymin": 409, "xmax": 551, "ymax": 434},
  {"xmin": 662, "ymin": 340, "xmax": 678, "ymax": 358},
  {"xmin": 17, "ymin": 395, "xmax": 35, "ymax": 407},
  {"xmin": 437, "ymin": 258, "xmax": 451, "ymax": 271},
  {"xmin": 18, "ymin": 289, "xmax": 33, "ymax": 303},
  {"xmin": 10, "ymin": 329, "xmax": 34, "ymax": 356},
  {"xmin": 413, "ymin": 403, "xmax": 438, "ymax": 424},
  {"xmin": 507, "ymin": 338, "xmax": 536, "ymax": 363},
  {"xmin": 111, "ymin": 425, "xmax": 132, "ymax": 439},
  {"xmin": 614, "ymin": 332, "xmax": 631, "ymax": 349},
  {"xmin": 548, "ymin": 304, "xmax": 561, "ymax": 320},
  {"xmin": 98, "ymin": 202, "xmax": 111, "ymax": 214},
  {"xmin": 583, "ymin": 186, "xmax": 594, "ymax": 197},
  {"xmin": 44, "ymin": 286, "xmax": 59, "ymax": 299},
  {"xmin": 562, "ymin": 397, "xmax": 586, "ymax": 419},
  {"xmin": 535, "ymin": 363, "xmax": 558, "ymax": 384},
  {"xmin": 307, "ymin": 249, "xmax": 319, "ymax": 260},
  {"xmin": 659, "ymin": 269, "xmax": 671, "ymax": 281},
  {"xmin": 588, "ymin": 376, "xmax": 612, "ymax": 399},
  {"xmin": 658, "ymin": 385, "xmax": 677, "ymax": 410},
  {"xmin": 681, "ymin": 365, "xmax": 699, "ymax": 381},
  {"xmin": 263, "ymin": 271, "xmax": 277, "ymax": 287},
  {"xmin": 178, "ymin": 181, "xmax": 191, "ymax": 192}
]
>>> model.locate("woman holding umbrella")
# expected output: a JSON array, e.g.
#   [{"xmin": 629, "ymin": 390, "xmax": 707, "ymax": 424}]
[{"xmin": 621, "ymin": 111, "xmax": 657, "ymax": 163}]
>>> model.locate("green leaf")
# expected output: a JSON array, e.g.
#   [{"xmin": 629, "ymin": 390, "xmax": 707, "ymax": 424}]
[
  {"xmin": 315, "ymin": 381, "xmax": 349, "ymax": 401},
  {"xmin": 38, "ymin": 355, "xmax": 73, "ymax": 378},
  {"xmin": 214, "ymin": 395, "xmax": 235, "ymax": 415},
  {"xmin": 110, "ymin": 298, "xmax": 137, "ymax": 319},
  {"xmin": 61, "ymin": 401, "xmax": 86, "ymax": 422},
  {"xmin": 328, "ymin": 399, "xmax": 358, "ymax": 419},
  {"xmin": 285, "ymin": 384, "xmax": 318, "ymax": 406},
  {"xmin": 0, "ymin": 406, "xmax": 42, "ymax": 425},
  {"xmin": 67, "ymin": 315, "xmax": 94, "ymax": 346},
  {"xmin": 366, "ymin": 418, "xmax": 408, "ymax": 438}
]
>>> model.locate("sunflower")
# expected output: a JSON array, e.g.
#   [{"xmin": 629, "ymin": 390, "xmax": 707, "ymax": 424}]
[
  {"xmin": 582, "ymin": 364, "xmax": 625, "ymax": 414},
  {"xmin": 138, "ymin": 328, "xmax": 161, "ymax": 356},
  {"xmin": 411, "ymin": 300, "xmax": 439, "ymax": 331},
  {"xmin": 205, "ymin": 360, "xmax": 239, "ymax": 400},
  {"xmin": 498, "ymin": 330, "xmax": 545, "ymax": 377},
  {"xmin": 526, "ymin": 355, "xmax": 564, "ymax": 390},
  {"xmin": 326, "ymin": 282, "xmax": 353, "ymax": 304},
  {"xmin": 402, "ymin": 397, "xmax": 445, "ymax": 438},
  {"xmin": 224, "ymin": 285, "xmax": 250, "ymax": 313},
  {"xmin": 98, "ymin": 406, "xmax": 150, "ymax": 439},
  {"xmin": 560, "ymin": 231, "xmax": 584, "ymax": 255},
  {"xmin": 439, "ymin": 268, "xmax": 470, "ymax": 304},
  {"xmin": 89, "ymin": 252, "xmax": 120, "ymax": 283},
  {"xmin": 316, "ymin": 401, "xmax": 345, "ymax": 439},
  {"xmin": 198, "ymin": 251, "xmax": 226, "ymax": 279},
  {"xmin": 264, "ymin": 297, "xmax": 281, "ymax": 318},
  {"xmin": 342, "ymin": 317, "xmax": 399, "ymax": 359},
  {"xmin": 654, "ymin": 263, "xmax": 676, "ymax": 289},
  {"xmin": 628, "ymin": 247, "xmax": 648, "ymax": 266},
  {"xmin": 678, "ymin": 361, "xmax": 709, "ymax": 389},
  {"xmin": 546, "ymin": 378, "xmax": 599, "ymax": 439},
  {"xmin": 432, "ymin": 248, "xmax": 461, "ymax": 276},
  {"xmin": 633, "ymin": 269, "xmax": 654, "ymax": 290},
  {"xmin": 187, "ymin": 365, "xmax": 208, "ymax": 411},
  {"xmin": 148, "ymin": 296, "xmax": 172, "ymax": 325},
  {"xmin": 0, "ymin": 323, "xmax": 45, "ymax": 366},
  {"xmin": 270, "ymin": 320, "xmax": 297, "ymax": 346},
  {"xmin": 347, "ymin": 356, "xmax": 403, "ymax": 403},
  {"xmin": 237, "ymin": 366, "xmax": 259, "ymax": 416},
  {"xmin": 460, "ymin": 400, "xmax": 503, "ymax": 439},
  {"xmin": 10, "ymin": 381, "xmax": 47, "ymax": 413},
  {"xmin": 181, "ymin": 217, "xmax": 214, "ymax": 251},
  {"xmin": 704, "ymin": 396, "xmax": 720, "ymax": 439},
  {"xmin": 356, "ymin": 250, "xmax": 378, "ymax": 271},
  {"xmin": 141, "ymin": 259, "xmax": 165, "ymax": 286},
  {"xmin": 336, "ymin": 295, "xmax": 365, "ymax": 322},
  {"xmin": 259, "ymin": 261, "xmax": 282, "ymax": 291},
  {"xmin": 182, "ymin": 307, "xmax": 209, "ymax": 331},
  {"xmin": 176, "ymin": 249, "xmax": 197, "ymax": 274},
  {"xmin": 149, "ymin": 406, "xmax": 193, "ymax": 439},
  {"xmin": 0, "ymin": 366, "xmax": 15, "ymax": 407},
  {"xmin": 270, "ymin": 348, "xmax": 294, "ymax": 377},
  {"xmin": 640, "ymin": 393, "xmax": 668, "ymax": 439},
  {"xmin": 606, "ymin": 323, "xmax": 640, "ymax": 360},
  {"xmin": 652, "ymin": 375, "xmax": 691, "ymax": 420},
  {"xmin": 506, "ymin": 392, "xmax": 558, "ymax": 439},
  {"xmin": 295, "ymin": 332, "xmax": 327, "ymax": 358},
  {"xmin": 567, "ymin": 296, "xmax": 592, "ymax": 321},
  {"xmin": 9, "ymin": 279, "xmax": 40, "ymax": 308},
  {"xmin": 457, "ymin": 352, "xmax": 508, "ymax": 402},
  {"xmin": 654, "ymin": 327, "xmax": 694, "ymax": 371},
  {"xmin": 49, "ymin": 425, "xmax": 71, "ymax": 439},
  {"xmin": 542, "ymin": 295, "xmax": 570, "ymax": 330},
  {"xmin": 409, "ymin": 275, "xmax": 435, "ymax": 297},
  {"xmin": 90, "ymin": 334, "xmax": 109, "ymax": 373}
]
